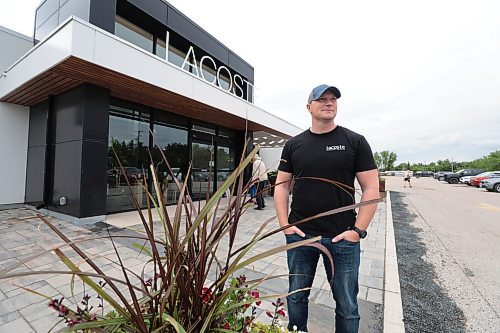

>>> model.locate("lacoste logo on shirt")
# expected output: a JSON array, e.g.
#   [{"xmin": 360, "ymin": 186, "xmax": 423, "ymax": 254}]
[{"xmin": 326, "ymin": 145, "xmax": 346, "ymax": 151}]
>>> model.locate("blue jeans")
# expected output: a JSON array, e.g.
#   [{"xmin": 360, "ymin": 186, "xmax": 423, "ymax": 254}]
[{"xmin": 285, "ymin": 233, "xmax": 361, "ymax": 332}]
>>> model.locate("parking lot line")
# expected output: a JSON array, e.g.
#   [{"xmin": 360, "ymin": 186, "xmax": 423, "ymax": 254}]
[{"xmin": 478, "ymin": 203, "xmax": 500, "ymax": 212}]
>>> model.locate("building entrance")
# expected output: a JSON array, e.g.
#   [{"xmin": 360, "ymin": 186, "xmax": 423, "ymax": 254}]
[{"xmin": 191, "ymin": 140, "xmax": 214, "ymax": 200}]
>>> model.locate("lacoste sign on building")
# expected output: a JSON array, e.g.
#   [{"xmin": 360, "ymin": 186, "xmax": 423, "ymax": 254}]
[{"xmin": 165, "ymin": 31, "xmax": 253, "ymax": 103}]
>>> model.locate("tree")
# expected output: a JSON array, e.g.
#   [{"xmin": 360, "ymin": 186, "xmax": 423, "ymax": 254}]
[
  {"xmin": 374, "ymin": 152, "xmax": 382, "ymax": 170},
  {"xmin": 397, "ymin": 150, "xmax": 499, "ymax": 173},
  {"xmin": 468, "ymin": 150, "xmax": 500, "ymax": 170},
  {"xmin": 395, "ymin": 163, "xmax": 408, "ymax": 170},
  {"xmin": 374, "ymin": 150, "xmax": 398, "ymax": 171}
]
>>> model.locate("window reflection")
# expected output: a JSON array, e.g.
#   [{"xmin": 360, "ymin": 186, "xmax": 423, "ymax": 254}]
[
  {"xmin": 115, "ymin": 16, "xmax": 153, "ymax": 53},
  {"xmin": 168, "ymin": 45, "xmax": 185, "ymax": 67},
  {"xmin": 217, "ymin": 146, "xmax": 235, "ymax": 189},
  {"xmin": 153, "ymin": 123, "xmax": 188, "ymax": 204},
  {"xmin": 113, "ymin": 13, "xmax": 252, "ymax": 102},
  {"xmin": 105, "ymin": 101, "xmax": 239, "ymax": 212},
  {"xmin": 155, "ymin": 38, "xmax": 166, "ymax": 59},
  {"xmin": 218, "ymin": 73, "xmax": 231, "ymax": 91},
  {"xmin": 106, "ymin": 109, "xmax": 150, "ymax": 213},
  {"xmin": 191, "ymin": 142, "xmax": 214, "ymax": 200},
  {"xmin": 192, "ymin": 124, "xmax": 216, "ymax": 135}
]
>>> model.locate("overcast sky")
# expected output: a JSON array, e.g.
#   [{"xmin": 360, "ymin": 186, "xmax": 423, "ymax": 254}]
[{"xmin": 0, "ymin": 0, "xmax": 498, "ymax": 164}]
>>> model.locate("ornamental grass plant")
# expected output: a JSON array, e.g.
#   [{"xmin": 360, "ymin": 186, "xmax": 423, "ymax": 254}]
[{"xmin": 0, "ymin": 141, "xmax": 381, "ymax": 332}]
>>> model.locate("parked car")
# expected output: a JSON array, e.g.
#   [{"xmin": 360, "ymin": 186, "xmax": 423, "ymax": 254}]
[
  {"xmin": 460, "ymin": 176, "xmax": 473, "ymax": 185},
  {"xmin": 414, "ymin": 171, "xmax": 434, "ymax": 178},
  {"xmin": 435, "ymin": 171, "xmax": 453, "ymax": 181},
  {"xmin": 481, "ymin": 177, "xmax": 500, "ymax": 192},
  {"xmin": 470, "ymin": 171, "xmax": 500, "ymax": 187},
  {"xmin": 444, "ymin": 169, "xmax": 485, "ymax": 184},
  {"xmin": 110, "ymin": 166, "xmax": 145, "ymax": 185},
  {"xmin": 123, "ymin": 167, "xmax": 145, "ymax": 184}
]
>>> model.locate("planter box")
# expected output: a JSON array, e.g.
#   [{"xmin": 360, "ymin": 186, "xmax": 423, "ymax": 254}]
[{"xmin": 379, "ymin": 180, "xmax": 386, "ymax": 192}]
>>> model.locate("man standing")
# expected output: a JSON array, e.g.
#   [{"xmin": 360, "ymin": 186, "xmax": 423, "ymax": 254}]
[
  {"xmin": 274, "ymin": 84, "xmax": 379, "ymax": 332},
  {"xmin": 252, "ymin": 153, "xmax": 268, "ymax": 210}
]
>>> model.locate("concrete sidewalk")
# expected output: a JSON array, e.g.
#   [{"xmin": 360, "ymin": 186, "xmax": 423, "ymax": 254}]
[{"xmin": 0, "ymin": 194, "xmax": 403, "ymax": 332}]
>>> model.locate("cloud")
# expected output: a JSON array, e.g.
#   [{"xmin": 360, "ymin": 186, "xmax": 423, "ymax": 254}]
[{"xmin": 1, "ymin": 0, "xmax": 499, "ymax": 164}]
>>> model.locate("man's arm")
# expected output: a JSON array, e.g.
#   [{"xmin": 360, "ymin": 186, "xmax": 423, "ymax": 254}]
[
  {"xmin": 333, "ymin": 169, "xmax": 379, "ymax": 242},
  {"xmin": 274, "ymin": 171, "xmax": 305, "ymax": 236}
]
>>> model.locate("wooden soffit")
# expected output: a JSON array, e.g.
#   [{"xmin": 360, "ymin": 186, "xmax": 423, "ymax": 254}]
[{"xmin": 0, "ymin": 56, "xmax": 287, "ymax": 137}]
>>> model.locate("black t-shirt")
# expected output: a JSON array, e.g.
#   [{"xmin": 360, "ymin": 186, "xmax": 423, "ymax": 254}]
[{"xmin": 278, "ymin": 126, "xmax": 377, "ymax": 237}]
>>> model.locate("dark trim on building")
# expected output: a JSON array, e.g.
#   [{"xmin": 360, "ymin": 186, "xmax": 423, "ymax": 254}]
[
  {"xmin": 89, "ymin": 0, "xmax": 117, "ymax": 34},
  {"xmin": 26, "ymin": 84, "xmax": 111, "ymax": 218},
  {"xmin": 25, "ymin": 100, "xmax": 49, "ymax": 205},
  {"xmin": 34, "ymin": 0, "xmax": 254, "ymax": 83}
]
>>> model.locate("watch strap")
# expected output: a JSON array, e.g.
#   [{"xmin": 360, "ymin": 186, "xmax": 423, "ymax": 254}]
[{"xmin": 351, "ymin": 226, "xmax": 367, "ymax": 239}]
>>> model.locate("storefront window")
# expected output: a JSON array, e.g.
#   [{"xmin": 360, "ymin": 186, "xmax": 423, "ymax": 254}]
[
  {"xmin": 155, "ymin": 37, "xmax": 166, "ymax": 59},
  {"xmin": 106, "ymin": 108, "xmax": 150, "ymax": 213},
  {"xmin": 105, "ymin": 100, "xmax": 241, "ymax": 212},
  {"xmin": 219, "ymin": 127, "xmax": 235, "ymax": 138},
  {"xmin": 152, "ymin": 123, "xmax": 188, "ymax": 204},
  {"xmin": 193, "ymin": 124, "xmax": 216, "ymax": 135},
  {"xmin": 218, "ymin": 73, "xmax": 231, "ymax": 91},
  {"xmin": 168, "ymin": 45, "xmax": 186, "ymax": 68},
  {"xmin": 191, "ymin": 142, "xmax": 214, "ymax": 199},
  {"xmin": 115, "ymin": 16, "xmax": 153, "ymax": 53},
  {"xmin": 216, "ymin": 146, "xmax": 235, "ymax": 189}
]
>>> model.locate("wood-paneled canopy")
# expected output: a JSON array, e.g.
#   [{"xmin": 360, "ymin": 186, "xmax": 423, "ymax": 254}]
[{"xmin": 1, "ymin": 56, "xmax": 286, "ymax": 137}]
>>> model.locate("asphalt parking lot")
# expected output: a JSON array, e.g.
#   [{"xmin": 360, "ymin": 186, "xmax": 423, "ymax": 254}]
[{"xmin": 386, "ymin": 176, "xmax": 500, "ymax": 332}]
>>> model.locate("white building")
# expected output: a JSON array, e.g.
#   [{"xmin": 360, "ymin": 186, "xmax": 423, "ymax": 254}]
[{"xmin": 0, "ymin": 0, "xmax": 299, "ymax": 221}]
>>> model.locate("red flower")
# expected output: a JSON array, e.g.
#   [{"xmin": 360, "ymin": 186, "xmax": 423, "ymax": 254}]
[
  {"xmin": 144, "ymin": 277, "xmax": 152, "ymax": 287},
  {"xmin": 277, "ymin": 309, "xmax": 286, "ymax": 317},
  {"xmin": 48, "ymin": 299, "xmax": 58, "ymax": 309},
  {"xmin": 222, "ymin": 322, "xmax": 231, "ymax": 329},
  {"xmin": 250, "ymin": 290, "xmax": 261, "ymax": 306},
  {"xmin": 59, "ymin": 305, "xmax": 69, "ymax": 316},
  {"xmin": 201, "ymin": 287, "xmax": 212, "ymax": 303},
  {"xmin": 266, "ymin": 311, "xmax": 273, "ymax": 318},
  {"xmin": 67, "ymin": 319, "xmax": 79, "ymax": 327}
]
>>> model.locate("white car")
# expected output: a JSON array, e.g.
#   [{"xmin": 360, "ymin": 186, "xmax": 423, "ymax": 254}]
[{"xmin": 460, "ymin": 176, "xmax": 473, "ymax": 185}]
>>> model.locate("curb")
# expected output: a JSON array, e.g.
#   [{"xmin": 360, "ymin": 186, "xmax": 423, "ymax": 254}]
[{"xmin": 383, "ymin": 191, "xmax": 405, "ymax": 332}]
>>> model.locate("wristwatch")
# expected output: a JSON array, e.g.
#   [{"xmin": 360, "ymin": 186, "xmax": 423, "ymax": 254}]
[{"xmin": 351, "ymin": 226, "xmax": 367, "ymax": 239}]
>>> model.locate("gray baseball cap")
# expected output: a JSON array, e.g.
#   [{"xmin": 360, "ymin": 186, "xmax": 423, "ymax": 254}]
[{"xmin": 307, "ymin": 84, "xmax": 341, "ymax": 103}]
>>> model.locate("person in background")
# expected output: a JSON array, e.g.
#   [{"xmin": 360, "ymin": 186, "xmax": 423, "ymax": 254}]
[
  {"xmin": 252, "ymin": 154, "xmax": 268, "ymax": 210},
  {"xmin": 249, "ymin": 182, "xmax": 257, "ymax": 207},
  {"xmin": 274, "ymin": 84, "xmax": 379, "ymax": 332},
  {"xmin": 404, "ymin": 170, "xmax": 412, "ymax": 188}
]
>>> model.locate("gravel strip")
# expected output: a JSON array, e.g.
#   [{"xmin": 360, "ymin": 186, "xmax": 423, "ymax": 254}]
[{"xmin": 391, "ymin": 192, "xmax": 466, "ymax": 333}]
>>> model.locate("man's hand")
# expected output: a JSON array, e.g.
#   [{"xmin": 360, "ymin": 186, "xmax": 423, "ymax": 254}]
[
  {"xmin": 283, "ymin": 225, "xmax": 305, "ymax": 237},
  {"xmin": 332, "ymin": 230, "xmax": 360, "ymax": 243}
]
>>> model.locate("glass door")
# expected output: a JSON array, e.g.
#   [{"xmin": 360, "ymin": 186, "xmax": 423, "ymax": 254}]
[
  {"xmin": 191, "ymin": 141, "xmax": 214, "ymax": 200},
  {"xmin": 152, "ymin": 124, "xmax": 188, "ymax": 205},
  {"xmin": 216, "ymin": 145, "xmax": 235, "ymax": 190},
  {"xmin": 107, "ymin": 110, "xmax": 150, "ymax": 213}
]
